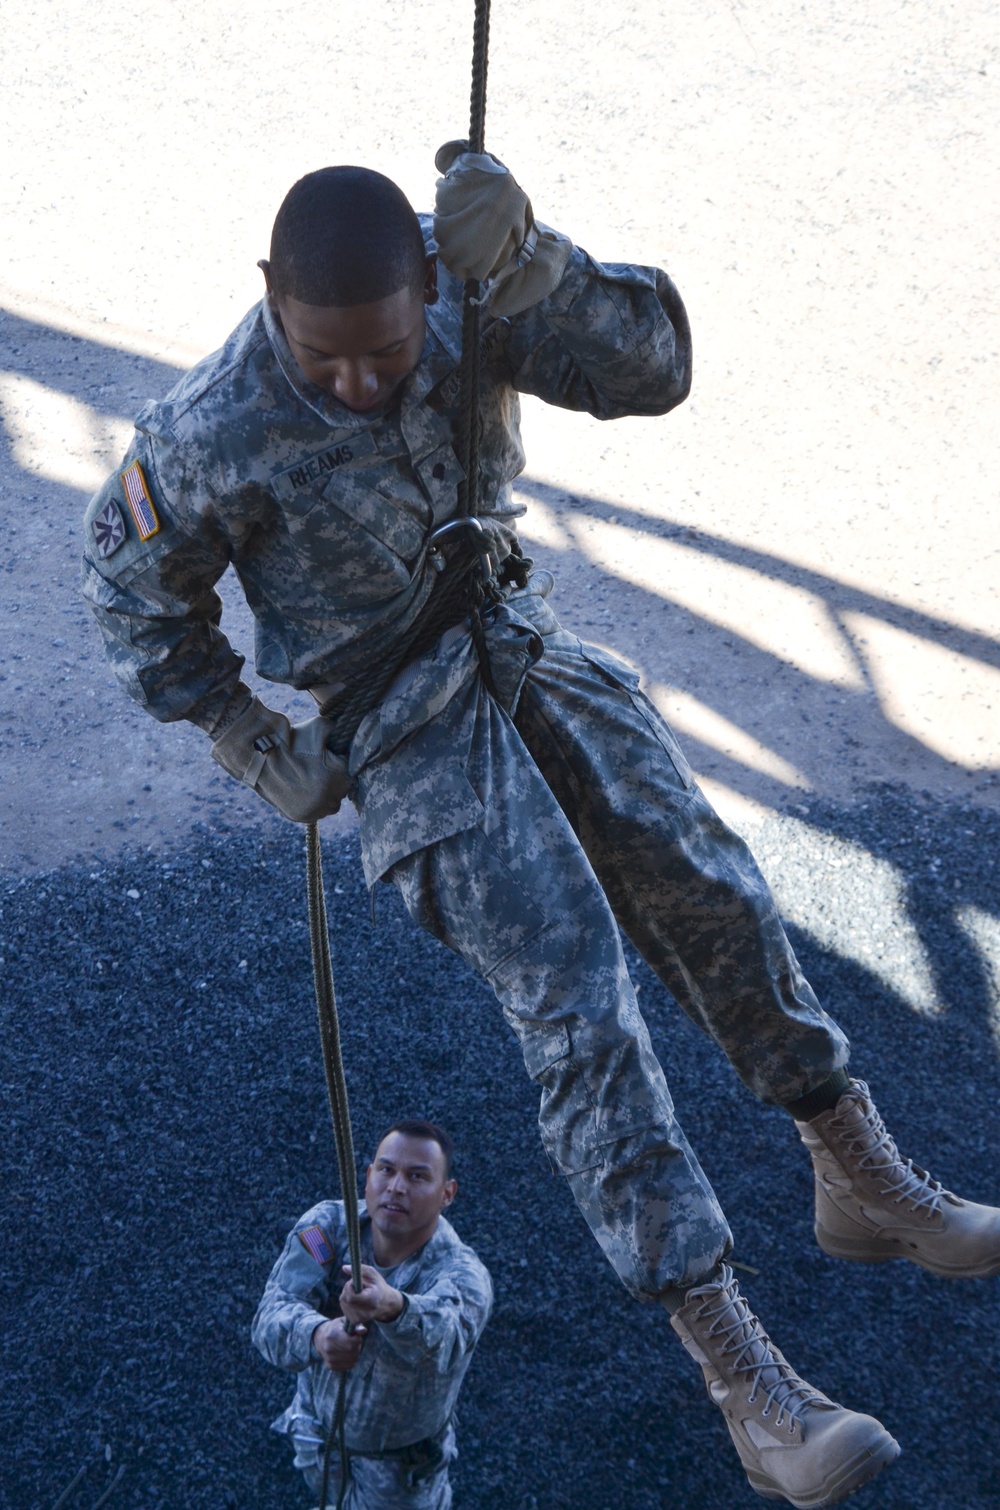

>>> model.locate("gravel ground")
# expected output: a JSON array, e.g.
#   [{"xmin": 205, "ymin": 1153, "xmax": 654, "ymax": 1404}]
[{"xmin": 2, "ymin": 783, "xmax": 999, "ymax": 1510}]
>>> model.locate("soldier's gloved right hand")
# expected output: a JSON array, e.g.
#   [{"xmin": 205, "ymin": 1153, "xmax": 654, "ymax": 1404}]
[{"xmin": 210, "ymin": 696, "xmax": 349, "ymax": 824}]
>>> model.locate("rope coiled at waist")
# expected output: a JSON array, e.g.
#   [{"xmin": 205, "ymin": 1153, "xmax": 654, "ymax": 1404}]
[{"xmin": 315, "ymin": 540, "xmax": 531, "ymax": 757}]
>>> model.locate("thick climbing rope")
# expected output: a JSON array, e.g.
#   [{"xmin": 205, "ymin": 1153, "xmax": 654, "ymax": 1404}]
[
  {"xmin": 455, "ymin": 0, "xmax": 491, "ymax": 522},
  {"xmin": 306, "ymin": 823, "xmax": 364, "ymax": 1290},
  {"xmin": 304, "ymin": 7, "xmax": 494, "ymax": 1507},
  {"xmin": 306, "ymin": 823, "xmax": 363, "ymax": 1510},
  {"xmin": 453, "ymin": 0, "xmax": 499, "ymax": 697}
]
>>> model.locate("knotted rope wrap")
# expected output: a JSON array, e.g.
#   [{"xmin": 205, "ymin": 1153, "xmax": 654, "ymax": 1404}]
[{"xmin": 306, "ymin": 7, "xmax": 494, "ymax": 1505}]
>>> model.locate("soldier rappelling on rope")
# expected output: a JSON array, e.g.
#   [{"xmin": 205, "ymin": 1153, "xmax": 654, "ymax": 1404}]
[{"xmin": 82, "ymin": 5, "xmax": 1000, "ymax": 1504}]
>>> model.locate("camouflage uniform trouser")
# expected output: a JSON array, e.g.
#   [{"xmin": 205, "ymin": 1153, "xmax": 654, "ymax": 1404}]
[{"xmin": 350, "ymin": 576, "xmax": 849, "ymax": 1299}]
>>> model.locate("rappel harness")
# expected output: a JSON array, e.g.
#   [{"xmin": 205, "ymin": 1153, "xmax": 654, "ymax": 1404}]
[{"xmin": 305, "ymin": 4, "xmax": 497, "ymax": 1505}]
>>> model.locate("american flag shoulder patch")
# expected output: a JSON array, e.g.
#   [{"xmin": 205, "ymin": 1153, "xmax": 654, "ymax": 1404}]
[
  {"xmin": 121, "ymin": 461, "xmax": 160, "ymax": 542},
  {"xmin": 298, "ymin": 1225, "xmax": 335, "ymax": 1266}
]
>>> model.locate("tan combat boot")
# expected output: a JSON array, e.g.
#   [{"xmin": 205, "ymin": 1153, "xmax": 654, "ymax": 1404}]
[
  {"xmin": 670, "ymin": 1266, "xmax": 899, "ymax": 1507},
  {"xmin": 796, "ymin": 1079, "xmax": 1000, "ymax": 1278}
]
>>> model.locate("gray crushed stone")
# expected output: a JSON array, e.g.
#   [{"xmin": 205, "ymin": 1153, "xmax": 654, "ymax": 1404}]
[{"xmin": 1, "ymin": 783, "xmax": 999, "ymax": 1510}]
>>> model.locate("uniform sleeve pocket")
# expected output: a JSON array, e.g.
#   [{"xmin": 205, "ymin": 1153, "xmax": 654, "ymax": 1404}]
[{"xmin": 80, "ymin": 558, "xmax": 122, "ymax": 609}]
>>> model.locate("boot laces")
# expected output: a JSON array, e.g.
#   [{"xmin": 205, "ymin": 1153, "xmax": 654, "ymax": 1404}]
[
  {"xmin": 689, "ymin": 1267, "xmax": 825, "ymax": 1429},
  {"xmin": 830, "ymin": 1082, "xmax": 944, "ymax": 1216}
]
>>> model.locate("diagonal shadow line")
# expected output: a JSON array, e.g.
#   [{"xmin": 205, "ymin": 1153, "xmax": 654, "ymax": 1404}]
[
  {"xmin": 515, "ymin": 477, "xmax": 1000, "ymax": 1031},
  {"xmin": 1, "ymin": 324, "xmax": 992, "ymax": 680},
  {"xmin": 514, "ymin": 476, "xmax": 1000, "ymax": 674},
  {"xmin": 790, "ymin": 789, "xmax": 1000, "ymax": 1037},
  {"xmin": 570, "ymin": 559, "xmax": 999, "ymax": 791},
  {"xmin": 0, "ymin": 308, "xmax": 186, "ymax": 419},
  {"xmin": 0, "ymin": 323, "xmax": 992, "ymax": 798},
  {"xmin": 0, "ymin": 310, "xmax": 992, "ymax": 697},
  {"xmin": 0, "ymin": 330, "xmax": 994, "ymax": 1042}
]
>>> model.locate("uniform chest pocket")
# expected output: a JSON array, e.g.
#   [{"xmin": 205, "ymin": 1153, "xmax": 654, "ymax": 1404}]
[
  {"xmin": 282, "ymin": 477, "xmax": 424, "ymax": 609},
  {"xmin": 322, "ymin": 465, "xmax": 431, "ymax": 560}
]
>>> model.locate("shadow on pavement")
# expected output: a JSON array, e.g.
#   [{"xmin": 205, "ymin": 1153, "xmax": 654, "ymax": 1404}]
[{"xmin": 513, "ymin": 476, "xmax": 1000, "ymax": 810}]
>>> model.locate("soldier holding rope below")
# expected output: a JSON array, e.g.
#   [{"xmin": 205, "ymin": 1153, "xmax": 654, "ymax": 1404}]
[
  {"xmin": 83, "ymin": 151, "xmax": 1000, "ymax": 1507},
  {"xmin": 253, "ymin": 1121, "xmax": 491, "ymax": 1508}
]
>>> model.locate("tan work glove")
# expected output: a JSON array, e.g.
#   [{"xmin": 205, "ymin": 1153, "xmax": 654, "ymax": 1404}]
[
  {"xmin": 433, "ymin": 140, "xmax": 573, "ymax": 317},
  {"xmin": 210, "ymin": 696, "xmax": 349, "ymax": 824}
]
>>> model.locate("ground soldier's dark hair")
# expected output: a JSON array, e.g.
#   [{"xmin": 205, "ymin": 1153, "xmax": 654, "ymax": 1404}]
[
  {"xmin": 269, "ymin": 167, "xmax": 427, "ymax": 307},
  {"xmin": 374, "ymin": 1120, "xmax": 455, "ymax": 1178}
]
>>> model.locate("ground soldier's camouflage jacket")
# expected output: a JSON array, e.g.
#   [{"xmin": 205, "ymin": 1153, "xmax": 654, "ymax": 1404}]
[
  {"xmin": 252, "ymin": 1199, "xmax": 493, "ymax": 1457},
  {"xmin": 81, "ymin": 222, "xmax": 691, "ymax": 731}
]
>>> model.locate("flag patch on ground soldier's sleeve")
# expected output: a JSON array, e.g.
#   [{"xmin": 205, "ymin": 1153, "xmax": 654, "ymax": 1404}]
[
  {"xmin": 299, "ymin": 1225, "xmax": 334, "ymax": 1265},
  {"xmin": 121, "ymin": 461, "xmax": 160, "ymax": 541},
  {"xmin": 92, "ymin": 499, "xmax": 126, "ymax": 558}
]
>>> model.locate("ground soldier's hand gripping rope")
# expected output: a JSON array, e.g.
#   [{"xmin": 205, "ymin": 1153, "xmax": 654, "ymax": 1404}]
[{"xmin": 305, "ymin": 6, "xmax": 493, "ymax": 1506}]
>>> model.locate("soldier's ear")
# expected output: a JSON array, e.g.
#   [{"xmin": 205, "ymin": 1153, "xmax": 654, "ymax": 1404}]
[
  {"xmin": 440, "ymin": 1177, "xmax": 457, "ymax": 1209},
  {"xmin": 257, "ymin": 258, "xmax": 275, "ymax": 295},
  {"xmin": 423, "ymin": 255, "xmax": 439, "ymax": 306}
]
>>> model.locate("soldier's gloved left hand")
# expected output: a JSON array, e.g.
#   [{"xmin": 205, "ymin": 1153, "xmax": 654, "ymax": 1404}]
[
  {"xmin": 433, "ymin": 139, "xmax": 573, "ymax": 317},
  {"xmin": 209, "ymin": 695, "xmax": 350, "ymax": 824}
]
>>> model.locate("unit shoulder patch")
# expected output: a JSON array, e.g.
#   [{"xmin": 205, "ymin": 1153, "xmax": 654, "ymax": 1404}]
[
  {"xmin": 298, "ymin": 1224, "xmax": 335, "ymax": 1266},
  {"xmin": 121, "ymin": 461, "xmax": 161, "ymax": 541},
  {"xmin": 92, "ymin": 499, "xmax": 127, "ymax": 558}
]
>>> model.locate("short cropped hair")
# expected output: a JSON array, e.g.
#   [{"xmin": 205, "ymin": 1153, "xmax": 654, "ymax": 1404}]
[
  {"xmin": 269, "ymin": 167, "xmax": 427, "ymax": 307},
  {"xmin": 374, "ymin": 1119, "xmax": 455, "ymax": 1178}
]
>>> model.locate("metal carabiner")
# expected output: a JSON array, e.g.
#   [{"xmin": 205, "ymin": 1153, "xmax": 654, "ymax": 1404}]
[{"xmin": 427, "ymin": 516, "xmax": 496, "ymax": 583}]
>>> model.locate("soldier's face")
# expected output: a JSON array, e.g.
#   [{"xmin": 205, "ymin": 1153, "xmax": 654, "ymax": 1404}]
[
  {"xmin": 365, "ymin": 1132, "xmax": 456, "ymax": 1246},
  {"xmin": 271, "ymin": 261, "xmax": 437, "ymax": 416}
]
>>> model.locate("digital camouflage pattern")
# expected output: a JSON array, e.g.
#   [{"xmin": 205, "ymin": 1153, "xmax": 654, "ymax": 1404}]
[
  {"xmin": 81, "ymin": 221, "xmax": 691, "ymax": 731},
  {"xmin": 351, "ymin": 580, "xmax": 849, "ymax": 1297},
  {"xmin": 83, "ymin": 218, "xmax": 849, "ymax": 1299},
  {"xmin": 253, "ymin": 1199, "xmax": 492, "ymax": 1508}
]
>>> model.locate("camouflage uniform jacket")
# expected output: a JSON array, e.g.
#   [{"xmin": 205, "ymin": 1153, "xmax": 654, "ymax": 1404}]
[
  {"xmin": 81, "ymin": 223, "xmax": 691, "ymax": 733},
  {"xmin": 251, "ymin": 1199, "xmax": 493, "ymax": 1454}
]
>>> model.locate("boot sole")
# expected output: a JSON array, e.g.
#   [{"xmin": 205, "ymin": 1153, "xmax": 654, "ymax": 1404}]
[
  {"xmin": 816, "ymin": 1222, "xmax": 1000, "ymax": 1278},
  {"xmin": 746, "ymin": 1431, "xmax": 900, "ymax": 1508}
]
